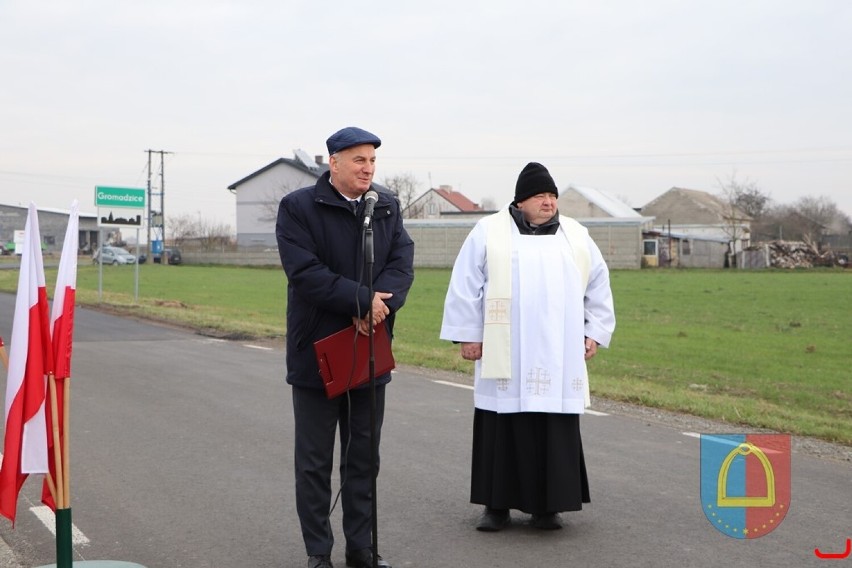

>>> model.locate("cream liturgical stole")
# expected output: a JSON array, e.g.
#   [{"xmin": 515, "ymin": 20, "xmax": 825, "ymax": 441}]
[{"xmin": 479, "ymin": 210, "xmax": 591, "ymax": 414}]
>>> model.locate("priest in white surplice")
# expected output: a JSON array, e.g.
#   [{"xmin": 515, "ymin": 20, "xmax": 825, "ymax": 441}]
[{"xmin": 440, "ymin": 162, "xmax": 616, "ymax": 532}]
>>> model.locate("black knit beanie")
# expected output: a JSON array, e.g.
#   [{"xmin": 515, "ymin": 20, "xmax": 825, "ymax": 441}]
[{"xmin": 514, "ymin": 162, "xmax": 558, "ymax": 204}]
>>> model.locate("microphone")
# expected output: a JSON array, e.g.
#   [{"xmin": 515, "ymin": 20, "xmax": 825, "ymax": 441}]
[{"xmin": 362, "ymin": 190, "xmax": 379, "ymax": 228}]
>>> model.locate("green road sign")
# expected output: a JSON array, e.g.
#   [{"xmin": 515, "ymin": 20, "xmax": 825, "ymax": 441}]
[{"xmin": 95, "ymin": 186, "xmax": 146, "ymax": 208}]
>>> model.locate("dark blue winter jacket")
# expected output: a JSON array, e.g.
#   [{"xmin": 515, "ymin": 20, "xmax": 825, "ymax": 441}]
[{"xmin": 276, "ymin": 172, "xmax": 415, "ymax": 389}]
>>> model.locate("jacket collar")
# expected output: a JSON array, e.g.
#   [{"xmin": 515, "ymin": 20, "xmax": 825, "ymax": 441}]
[
  {"xmin": 508, "ymin": 204, "xmax": 560, "ymax": 235},
  {"xmin": 316, "ymin": 171, "xmax": 380, "ymax": 207}
]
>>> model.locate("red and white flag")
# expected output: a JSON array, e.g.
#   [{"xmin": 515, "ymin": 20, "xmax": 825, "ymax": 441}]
[
  {"xmin": 51, "ymin": 200, "xmax": 78, "ymax": 381},
  {"xmin": 0, "ymin": 204, "xmax": 51, "ymax": 524},
  {"xmin": 41, "ymin": 201, "xmax": 79, "ymax": 511}
]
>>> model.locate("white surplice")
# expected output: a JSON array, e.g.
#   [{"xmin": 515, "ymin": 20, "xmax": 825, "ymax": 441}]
[{"xmin": 440, "ymin": 212, "xmax": 616, "ymax": 415}]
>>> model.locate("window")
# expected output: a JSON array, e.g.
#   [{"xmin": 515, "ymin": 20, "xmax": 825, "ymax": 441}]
[
  {"xmin": 643, "ymin": 239, "xmax": 658, "ymax": 256},
  {"xmin": 682, "ymin": 239, "xmax": 691, "ymax": 255}
]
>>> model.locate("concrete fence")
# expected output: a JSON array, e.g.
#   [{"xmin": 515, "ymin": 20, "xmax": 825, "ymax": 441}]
[
  {"xmin": 182, "ymin": 250, "xmax": 281, "ymax": 266},
  {"xmin": 184, "ymin": 218, "xmax": 645, "ymax": 269}
]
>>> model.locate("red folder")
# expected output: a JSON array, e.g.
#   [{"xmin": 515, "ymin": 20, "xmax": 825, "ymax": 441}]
[{"xmin": 314, "ymin": 321, "xmax": 395, "ymax": 399}]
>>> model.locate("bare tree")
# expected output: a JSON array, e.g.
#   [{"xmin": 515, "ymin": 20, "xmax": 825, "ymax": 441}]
[
  {"xmin": 759, "ymin": 196, "xmax": 848, "ymax": 243},
  {"xmin": 795, "ymin": 196, "xmax": 840, "ymax": 229},
  {"xmin": 729, "ymin": 176, "xmax": 771, "ymax": 219},
  {"xmin": 383, "ymin": 172, "xmax": 428, "ymax": 218},
  {"xmin": 755, "ymin": 196, "xmax": 852, "ymax": 243},
  {"xmin": 195, "ymin": 217, "xmax": 233, "ymax": 251},
  {"xmin": 168, "ymin": 213, "xmax": 201, "ymax": 246},
  {"xmin": 762, "ymin": 204, "xmax": 821, "ymax": 243},
  {"xmin": 718, "ymin": 171, "xmax": 773, "ymax": 242},
  {"xmin": 716, "ymin": 171, "xmax": 758, "ymax": 265},
  {"xmin": 382, "ymin": 173, "xmax": 420, "ymax": 208},
  {"xmin": 258, "ymin": 182, "xmax": 299, "ymax": 222},
  {"xmin": 167, "ymin": 213, "xmax": 232, "ymax": 250}
]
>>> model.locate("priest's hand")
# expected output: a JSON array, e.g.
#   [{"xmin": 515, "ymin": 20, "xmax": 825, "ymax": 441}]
[
  {"xmin": 460, "ymin": 342, "xmax": 482, "ymax": 361},
  {"xmin": 584, "ymin": 337, "xmax": 599, "ymax": 360}
]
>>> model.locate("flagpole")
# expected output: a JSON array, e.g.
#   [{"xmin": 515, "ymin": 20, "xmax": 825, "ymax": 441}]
[
  {"xmin": 47, "ymin": 374, "xmax": 65, "ymax": 509},
  {"xmin": 63, "ymin": 378, "xmax": 70, "ymax": 508},
  {"xmin": 45, "ymin": 473, "xmax": 58, "ymax": 507}
]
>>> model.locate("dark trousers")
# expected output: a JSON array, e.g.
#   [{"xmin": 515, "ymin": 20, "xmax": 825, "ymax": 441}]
[{"xmin": 292, "ymin": 384, "xmax": 385, "ymax": 556}]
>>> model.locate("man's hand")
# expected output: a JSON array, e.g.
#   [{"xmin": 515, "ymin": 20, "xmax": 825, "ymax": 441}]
[
  {"xmin": 371, "ymin": 291, "xmax": 392, "ymax": 325},
  {"xmin": 352, "ymin": 291, "xmax": 393, "ymax": 336},
  {"xmin": 584, "ymin": 337, "xmax": 599, "ymax": 360},
  {"xmin": 352, "ymin": 317, "xmax": 370, "ymax": 336},
  {"xmin": 460, "ymin": 342, "xmax": 482, "ymax": 361}
]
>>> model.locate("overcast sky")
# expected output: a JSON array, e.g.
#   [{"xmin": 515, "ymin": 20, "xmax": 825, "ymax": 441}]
[{"xmin": 2, "ymin": 0, "xmax": 850, "ymax": 229}]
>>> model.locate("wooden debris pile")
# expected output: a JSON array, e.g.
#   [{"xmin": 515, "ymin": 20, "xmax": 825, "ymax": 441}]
[{"xmin": 749, "ymin": 240, "xmax": 848, "ymax": 268}]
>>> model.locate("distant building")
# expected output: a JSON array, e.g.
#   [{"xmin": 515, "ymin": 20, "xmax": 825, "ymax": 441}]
[
  {"xmin": 227, "ymin": 150, "xmax": 329, "ymax": 248},
  {"xmin": 558, "ymin": 184, "xmax": 643, "ymax": 219},
  {"xmin": 641, "ymin": 229, "xmax": 729, "ymax": 268},
  {"xmin": 640, "ymin": 187, "xmax": 751, "ymax": 244},
  {"xmin": 639, "ymin": 187, "xmax": 752, "ymax": 265},
  {"xmin": 0, "ymin": 203, "xmax": 99, "ymax": 254},
  {"xmin": 227, "ymin": 149, "xmax": 392, "ymax": 248},
  {"xmin": 403, "ymin": 185, "xmax": 484, "ymax": 219},
  {"xmin": 558, "ymin": 184, "xmax": 653, "ymax": 269},
  {"xmin": 403, "ymin": 184, "xmax": 653, "ymax": 269}
]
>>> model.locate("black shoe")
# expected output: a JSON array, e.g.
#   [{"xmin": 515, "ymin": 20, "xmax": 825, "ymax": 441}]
[
  {"xmin": 345, "ymin": 548, "xmax": 391, "ymax": 568},
  {"xmin": 476, "ymin": 507, "xmax": 510, "ymax": 532},
  {"xmin": 531, "ymin": 512, "xmax": 563, "ymax": 530},
  {"xmin": 308, "ymin": 555, "xmax": 334, "ymax": 568}
]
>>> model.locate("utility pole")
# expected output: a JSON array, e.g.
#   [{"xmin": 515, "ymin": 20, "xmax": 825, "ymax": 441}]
[{"xmin": 145, "ymin": 149, "xmax": 172, "ymax": 261}]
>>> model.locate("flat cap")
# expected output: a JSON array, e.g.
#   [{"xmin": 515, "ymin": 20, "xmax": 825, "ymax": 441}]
[{"xmin": 326, "ymin": 126, "xmax": 382, "ymax": 155}]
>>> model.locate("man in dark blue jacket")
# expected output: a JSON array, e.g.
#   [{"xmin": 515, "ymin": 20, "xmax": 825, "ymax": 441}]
[{"xmin": 276, "ymin": 126, "xmax": 414, "ymax": 568}]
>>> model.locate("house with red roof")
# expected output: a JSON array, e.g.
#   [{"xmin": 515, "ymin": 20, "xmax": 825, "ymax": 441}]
[{"xmin": 403, "ymin": 185, "xmax": 485, "ymax": 219}]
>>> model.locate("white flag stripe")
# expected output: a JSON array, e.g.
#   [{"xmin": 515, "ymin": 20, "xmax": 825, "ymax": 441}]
[
  {"xmin": 20, "ymin": 400, "xmax": 48, "ymax": 474},
  {"xmin": 50, "ymin": 200, "xmax": 79, "ymax": 331}
]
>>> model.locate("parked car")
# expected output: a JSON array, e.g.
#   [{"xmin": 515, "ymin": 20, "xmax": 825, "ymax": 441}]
[
  {"xmin": 93, "ymin": 246, "xmax": 137, "ymax": 265},
  {"xmin": 153, "ymin": 247, "xmax": 182, "ymax": 265}
]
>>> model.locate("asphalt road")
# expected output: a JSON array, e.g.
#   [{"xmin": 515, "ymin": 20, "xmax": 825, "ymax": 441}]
[{"xmin": 0, "ymin": 293, "xmax": 849, "ymax": 567}]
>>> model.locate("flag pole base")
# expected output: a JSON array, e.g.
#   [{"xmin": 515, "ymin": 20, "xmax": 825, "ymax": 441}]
[
  {"xmin": 37, "ymin": 562, "xmax": 147, "ymax": 567},
  {"xmin": 38, "ymin": 508, "xmax": 147, "ymax": 568}
]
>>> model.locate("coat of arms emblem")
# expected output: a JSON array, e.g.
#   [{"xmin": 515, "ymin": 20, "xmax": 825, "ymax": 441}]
[{"xmin": 700, "ymin": 434, "xmax": 791, "ymax": 538}]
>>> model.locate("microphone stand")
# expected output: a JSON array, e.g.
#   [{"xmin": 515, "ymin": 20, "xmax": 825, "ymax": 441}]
[{"xmin": 363, "ymin": 219, "xmax": 379, "ymax": 568}]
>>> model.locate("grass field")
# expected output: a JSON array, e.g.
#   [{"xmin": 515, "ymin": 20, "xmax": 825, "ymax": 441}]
[{"xmin": 0, "ymin": 262, "xmax": 849, "ymax": 445}]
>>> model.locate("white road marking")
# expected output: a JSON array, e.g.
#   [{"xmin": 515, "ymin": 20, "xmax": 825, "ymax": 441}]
[
  {"xmin": 0, "ymin": 453, "xmax": 90, "ymax": 545},
  {"xmin": 433, "ymin": 380, "xmax": 472, "ymax": 390},
  {"xmin": 30, "ymin": 505, "xmax": 90, "ymax": 545},
  {"xmin": 244, "ymin": 344, "xmax": 273, "ymax": 351}
]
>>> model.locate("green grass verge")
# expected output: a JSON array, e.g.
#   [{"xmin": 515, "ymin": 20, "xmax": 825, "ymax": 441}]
[{"xmin": 0, "ymin": 262, "xmax": 849, "ymax": 445}]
